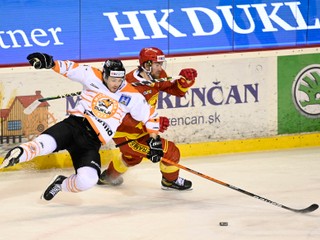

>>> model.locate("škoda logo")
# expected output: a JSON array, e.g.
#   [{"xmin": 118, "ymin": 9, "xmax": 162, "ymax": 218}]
[{"xmin": 292, "ymin": 65, "xmax": 320, "ymax": 118}]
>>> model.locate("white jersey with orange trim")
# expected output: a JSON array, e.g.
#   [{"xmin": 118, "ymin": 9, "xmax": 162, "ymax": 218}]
[{"xmin": 52, "ymin": 60, "xmax": 159, "ymax": 145}]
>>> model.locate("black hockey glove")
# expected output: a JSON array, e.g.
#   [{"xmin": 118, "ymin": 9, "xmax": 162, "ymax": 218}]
[
  {"xmin": 27, "ymin": 52, "xmax": 55, "ymax": 69},
  {"xmin": 146, "ymin": 136, "xmax": 164, "ymax": 163}
]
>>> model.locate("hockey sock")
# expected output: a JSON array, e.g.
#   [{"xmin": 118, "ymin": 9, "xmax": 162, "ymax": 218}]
[
  {"xmin": 160, "ymin": 161, "xmax": 179, "ymax": 181},
  {"xmin": 18, "ymin": 134, "xmax": 57, "ymax": 163}
]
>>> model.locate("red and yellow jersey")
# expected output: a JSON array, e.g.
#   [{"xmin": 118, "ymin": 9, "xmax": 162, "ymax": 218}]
[{"xmin": 114, "ymin": 68, "xmax": 190, "ymax": 139}]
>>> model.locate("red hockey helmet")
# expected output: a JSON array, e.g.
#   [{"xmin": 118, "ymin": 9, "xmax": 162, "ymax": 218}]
[{"xmin": 139, "ymin": 47, "xmax": 165, "ymax": 66}]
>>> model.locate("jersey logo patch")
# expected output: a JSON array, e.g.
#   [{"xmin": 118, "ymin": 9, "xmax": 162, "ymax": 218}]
[
  {"xmin": 119, "ymin": 94, "xmax": 131, "ymax": 106},
  {"xmin": 92, "ymin": 93, "xmax": 118, "ymax": 119}
]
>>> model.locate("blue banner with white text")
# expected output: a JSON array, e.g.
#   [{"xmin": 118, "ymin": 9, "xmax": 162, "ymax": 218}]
[{"xmin": 0, "ymin": 0, "xmax": 319, "ymax": 66}]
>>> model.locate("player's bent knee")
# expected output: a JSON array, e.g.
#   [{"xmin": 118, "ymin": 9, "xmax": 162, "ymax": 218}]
[
  {"xmin": 76, "ymin": 166, "xmax": 99, "ymax": 191},
  {"xmin": 164, "ymin": 141, "xmax": 180, "ymax": 164}
]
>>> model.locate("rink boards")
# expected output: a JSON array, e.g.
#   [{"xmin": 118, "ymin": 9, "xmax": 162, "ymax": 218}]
[{"xmin": 1, "ymin": 48, "xmax": 320, "ymax": 170}]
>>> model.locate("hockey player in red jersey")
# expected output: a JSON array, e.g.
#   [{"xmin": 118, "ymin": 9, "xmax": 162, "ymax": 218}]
[
  {"xmin": 98, "ymin": 47, "xmax": 198, "ymax": 190},
  {"xmin": 0, "ymin": 53, "xmax": 163, "ymax": 200}
]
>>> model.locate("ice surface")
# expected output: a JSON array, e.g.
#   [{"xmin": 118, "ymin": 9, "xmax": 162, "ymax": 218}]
[{"xmin": 0, "ymin": 147, "xmax": 319, "ymax": 240}]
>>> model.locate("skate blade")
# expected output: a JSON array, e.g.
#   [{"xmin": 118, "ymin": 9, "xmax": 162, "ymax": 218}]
[{"xmin": 161, "ymin": 186, "xmax": 193, "ymax": 191}]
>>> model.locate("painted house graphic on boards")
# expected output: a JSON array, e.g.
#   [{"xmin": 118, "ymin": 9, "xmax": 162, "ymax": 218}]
[{"xmin": 0, "ymin": 91, "xmax": 56, "ymax": 143}]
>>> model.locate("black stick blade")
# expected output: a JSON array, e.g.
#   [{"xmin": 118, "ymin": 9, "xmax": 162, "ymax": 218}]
[{"xmin": 293, "ymin": 204, "xmax": 319, "ymax": 213}]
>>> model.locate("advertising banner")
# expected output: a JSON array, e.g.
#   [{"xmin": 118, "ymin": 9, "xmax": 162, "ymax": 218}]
[
  {"xmin": 0, "ymin": 53, "xmax": 277, "ymax": 151},
  {"xmin": 278, "ymin": 53, "xmax": 320, "ymax": 134},
  {"xmin": 0, "ymin": 0, "xmax": 319, "ymax": 66}
]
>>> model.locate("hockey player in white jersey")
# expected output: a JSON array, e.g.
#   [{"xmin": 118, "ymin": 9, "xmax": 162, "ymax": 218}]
[{"xmin": 0, "ymin": 53, "xmax": 164, "ymax": 201}]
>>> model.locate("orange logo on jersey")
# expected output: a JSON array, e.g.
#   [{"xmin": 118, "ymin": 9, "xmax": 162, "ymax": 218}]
[{"xmin": 92, "ymin": 93, "xmax": 118, "ymax": 119}]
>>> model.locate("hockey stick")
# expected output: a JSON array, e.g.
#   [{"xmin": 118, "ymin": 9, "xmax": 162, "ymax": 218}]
[
  {"xmin": 161, "ymin": 158, "xmax": 318, "ymax": 214},
  {"xmin": 131, "ymin": 76, "xmax": 181, "ymax": 86},
  {"xmin": 115, "ymin": 139, "xmax": 135, "ymax": 148},
  {"xmin": 23, "ymin": 91, "xmax": 81, "ymax": 115},
  {"xmin": 38, "ymin": 91, "xmax": 81, "ymax": 102}
]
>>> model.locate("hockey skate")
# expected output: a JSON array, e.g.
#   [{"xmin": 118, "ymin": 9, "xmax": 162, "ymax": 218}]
[
  {"xmin": 97, "ymin": 170, "xmax": 123, "ymax": 186},
  {"xmin": 41, "ymin": 175, "xmax": 66, "ymax": 201},
  {"xmin": 161, "ymin": 177, "xmax": 192, "ymax": 191},
  {"xmin": 0, "ymin": 146, "xmax": 24, "ymax": 169}
]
